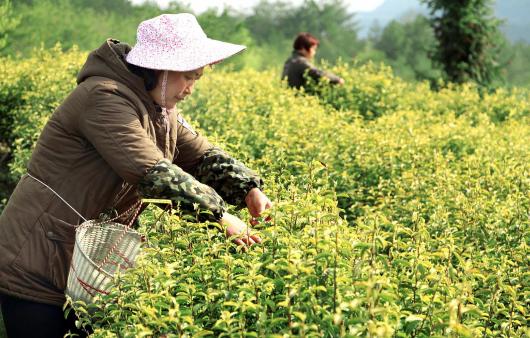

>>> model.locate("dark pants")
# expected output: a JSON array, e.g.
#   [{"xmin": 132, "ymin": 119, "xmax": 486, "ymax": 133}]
[{"xmin": 0, "ymin": 293, "xmax": 91, "ymax": 338}]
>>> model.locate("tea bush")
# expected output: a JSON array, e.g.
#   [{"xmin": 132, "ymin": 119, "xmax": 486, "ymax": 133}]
[
  {"xmin": 0, "ymin": 45, "xmax": 84, "ymax": 180},
  {"xmin": 311, "ymin": 61, "xmax": 530, "ymax": 124},
  {"xmin": 305, "ymin": 61, "xmax": 410, "ymax": 120},
  {"xmin": 1, "ymin": 50, "xmax": 529, "ymax": 337}
]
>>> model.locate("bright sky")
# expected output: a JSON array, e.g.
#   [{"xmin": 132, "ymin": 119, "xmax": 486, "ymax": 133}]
[{"xmin": 131, "ymin": 0, "xmax": 385, "ymax": 13}]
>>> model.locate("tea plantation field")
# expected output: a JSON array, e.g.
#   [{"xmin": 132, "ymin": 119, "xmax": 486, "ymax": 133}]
[{"xmin": 0, "ymin": 48, "xmax": 528, "ymax": 337}]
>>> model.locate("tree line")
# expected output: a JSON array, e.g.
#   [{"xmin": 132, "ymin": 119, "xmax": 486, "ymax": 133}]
[{"xmin": 0, "ymin": 0, "xmax": 529, "ymax": 88}]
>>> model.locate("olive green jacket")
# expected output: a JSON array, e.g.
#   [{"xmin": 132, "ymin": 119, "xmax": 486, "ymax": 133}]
[
  {"xmin": 0, "ymin": 39, "xmax": 260, "ymax": 306},
  {"xmin": 281, "ymin": 50, "xmax": 342, "ymax": 89}
]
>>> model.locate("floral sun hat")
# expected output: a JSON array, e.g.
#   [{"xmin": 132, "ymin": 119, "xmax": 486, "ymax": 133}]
[{"xmin": 126, "ymin": 13, "xmax": 246, "ymax": 72}]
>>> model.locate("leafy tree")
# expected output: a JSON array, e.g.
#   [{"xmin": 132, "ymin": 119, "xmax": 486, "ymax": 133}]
[
  {"xmin": 373, "ymin": 14, "xmax": 441, "ymax": 82},
  {"xmin": 421, "ymin": 0, "xmax": 503, "ymax": 86},
  {"xmin": 245, "ymin": 0, "xmax": 361, "ymax": 67},
  {"xmin": 70, "ymin": 0, "xmax": 134, "ymax": 14},
  {"xmin": 3, "ymin": 0, "xmax": 191, "ymax": 57},
  {"xmin": 0, "ymin": 0, "xmax": 20, "ymax": 52},
  {"xmin": 500, "ymin": 41, "xmax": 530, "ymax": 88},
  {"xmin": 6, "ymin": 0, "xmax": 116, "ymax": 55},
  {"xmin": 197, "ymin": 9, "xmax": 255, "ymax": 70},
  {"xmin": 14, "ymin": 0, "xmax": 138, "ymax": 13},
  {"xmin": 283, "ymin": 0, "xmax": 360, "ymax": 62}
]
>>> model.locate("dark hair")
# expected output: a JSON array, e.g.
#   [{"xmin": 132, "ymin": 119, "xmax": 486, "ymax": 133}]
[
  {"xmin": 126, "ymin": 62, "xmax": 159, "ymax": 91},
  {"xmin": 293, "ymin": 32, "xmax": 319, "ymax": 51}
]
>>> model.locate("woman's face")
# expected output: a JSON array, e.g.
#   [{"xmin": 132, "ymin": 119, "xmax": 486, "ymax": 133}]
[
  {"xmin": 150, "ymin": 67, "xmax": 204, "ymax": 109},
  {"xmin": 299, "ymin": 45, "xmax": 318, "ymax": 60},
  {"xmin": 307, "ymin": 45, "xmax": 317, "ymax": 59}
]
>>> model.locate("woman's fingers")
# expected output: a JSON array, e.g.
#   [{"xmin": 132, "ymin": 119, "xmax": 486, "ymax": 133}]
[
  {"xmin": 245, "ymin": 237, "xmax": 256, "ymax": 246},
  {"xmin": 233, "ymin": 238, "xmax": 246, "ymax": 247},
  {"xmin": 255, "ymin": 198, "xmax": 273, "ymax": 216},
  {"xmin": 232, "ymin": 231, "xmax": 261, "ymax": 247},
  {"xmin": 246, "ymin": 189, "xmax": 273, "ymax": 218},
  {"xmin": 249, "ymin": 215, "xmax": 272, "ymax": 225},
  {"xmin": 222, "ymin": 212, "xmax": 263, "ymax": 248}
]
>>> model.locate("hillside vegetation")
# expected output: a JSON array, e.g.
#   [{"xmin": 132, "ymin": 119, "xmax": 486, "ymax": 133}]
[
  {"xmin": 0, "ymin": 49, "xmax": 529, "ymax": 337},
  {"xmin": 2, "ymin": 0, "xmax": 530, "ymax": 87}
]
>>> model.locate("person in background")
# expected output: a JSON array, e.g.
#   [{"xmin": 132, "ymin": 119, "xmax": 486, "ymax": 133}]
[
  {"xmin": 0, "ymin": 13, "xmax": 272, "ymax": 338},
  {"xmin": 282, "ymin": 32, "xmax": 345, "ymax": 90}
]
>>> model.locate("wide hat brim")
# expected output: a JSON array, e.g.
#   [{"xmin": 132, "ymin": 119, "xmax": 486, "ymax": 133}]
[{"xmin": 126, "ymin": 38, "xmax": 246, "ymax": 72}]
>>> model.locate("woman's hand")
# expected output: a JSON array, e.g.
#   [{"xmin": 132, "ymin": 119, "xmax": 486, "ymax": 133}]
[
  {"xmin": 220, "ymin": 212, "xmax": 262, "ymax": 247},
  {"xmin": 245, "ymin": 188, "xmax": 273, "ymax": 225}
]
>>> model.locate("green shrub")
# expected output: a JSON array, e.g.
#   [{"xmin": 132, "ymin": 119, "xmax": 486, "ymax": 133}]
[
  {"xmin": 304, "ymin": 61, "xmax": 409, "ymax": 120},
  {"xmin": 0, "ymin": 45, "xmax": 84, "ymax": 178},
  {"xmin": 2, "ymin": 51, "xmax": 529, "ymax": 337}
]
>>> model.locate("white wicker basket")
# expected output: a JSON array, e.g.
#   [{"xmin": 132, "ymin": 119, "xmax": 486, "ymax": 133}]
[{"xmin": 66, "ymin": 220, "xmax": 143, "ymax": 304}]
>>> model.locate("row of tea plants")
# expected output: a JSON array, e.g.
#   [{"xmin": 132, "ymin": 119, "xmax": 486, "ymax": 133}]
[{"xmin": 1, "ymin": 49, "xmax": 528, "ymax": 337}]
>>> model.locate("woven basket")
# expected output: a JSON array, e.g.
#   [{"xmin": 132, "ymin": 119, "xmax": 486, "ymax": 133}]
[{"xmin": 66, "ymin": 220, "xmax": 143, "ymax": 304}]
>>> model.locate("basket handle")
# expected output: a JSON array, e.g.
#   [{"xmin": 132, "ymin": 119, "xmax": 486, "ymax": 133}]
[
  {"xmin": 95, "ymin": 200, "xmax": 143, "ymax": 271},
  {"xmin": 28, "ymin": 173, "xmax": 88, "ymax": 223},
  {"xmin": 95, "ymin": 199, "xmax": 172, "ymax": 271},
  {"xmin": 99, "ymin": 199, "xmax": 144, "ymax": 228},
  {"xmin": 99, "ymin": 198, "xmax": 173, "ymax": 228}
]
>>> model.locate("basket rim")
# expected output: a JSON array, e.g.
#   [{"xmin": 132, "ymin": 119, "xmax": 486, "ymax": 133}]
[{"xmin": 72, "ymin": 221, "xmax": 143, "ymax": 279}]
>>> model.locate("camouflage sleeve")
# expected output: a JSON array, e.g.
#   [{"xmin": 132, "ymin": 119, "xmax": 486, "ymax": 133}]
[
  {"xmin": 138, "ymin": 159, "xmax": 226, "ymax": 222},
  {"xmin": 194, "ymin": 147, "xmax": 263, "ymax": 208},
  {"xmin": 307, "ymin": 66, "xmax": 342, "ymax": 84}
]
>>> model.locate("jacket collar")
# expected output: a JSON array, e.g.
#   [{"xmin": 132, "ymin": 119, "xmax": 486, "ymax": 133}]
[
  {"xmin": 293, "ymin": 50, "xmax": 307, "ymax": 59},
  {"xmin": 77, "ymin": 39, "xmax": 155, "ymax": 110}
]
